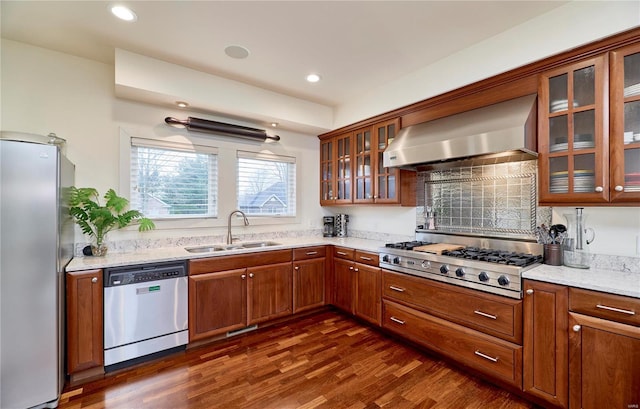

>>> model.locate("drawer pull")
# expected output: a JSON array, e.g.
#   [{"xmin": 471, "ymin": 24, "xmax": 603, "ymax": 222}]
[
  {"xmin": 474, "ymin": 350, "xmax": 499, "ymax": 363},
  {"xmin": 337, "ymin": 251, "xmax": 348, "ymax": 256},
  {"xmin": 390, "ymin": 316, "xmax": 405, "ymax": 325},
  {"xmin": 473, "ymin": 310, "xmax": 497, "ymax": 320},
  {"xmin": 389, "ymin": 285, "xmax": 405, "ymax": 293},
  {"xmin": 596, "ymin": 304, "xmax": 636, "ymax": 316},
  {"xmin": 305, "ymin": 251, "xmax": 318, "ymax": 256},
  {"xmin": 359, "ymin": 256, "xmax": 373, "ymax": 261}
]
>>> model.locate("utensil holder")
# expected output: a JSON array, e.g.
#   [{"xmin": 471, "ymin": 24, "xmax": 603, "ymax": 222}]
[{"xmin": 543, "ymin": 244, "xmax": 563, "ymax": 266}]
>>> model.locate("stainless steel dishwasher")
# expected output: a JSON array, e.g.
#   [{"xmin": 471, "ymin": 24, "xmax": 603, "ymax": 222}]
[{"xmin": 103, "ymin": 261, "xmax": 188, "ymax": 370}]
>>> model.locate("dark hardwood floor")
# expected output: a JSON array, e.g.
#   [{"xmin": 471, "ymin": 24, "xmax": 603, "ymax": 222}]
[{"xmin": 60, "ymin": 310, "xmax": 537, "ymax": 409}]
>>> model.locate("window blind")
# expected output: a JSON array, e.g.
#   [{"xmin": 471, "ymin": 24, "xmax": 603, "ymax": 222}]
[
  {"xmin": 130, "ymin": 138, "xmax": 218, "ymax": 218},
  {"xmin": 236, "ymin": 150, "xmax": 296, "ymax": 217}
]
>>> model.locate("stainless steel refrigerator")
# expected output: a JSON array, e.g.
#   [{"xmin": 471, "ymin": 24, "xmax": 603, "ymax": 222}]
[{"xmin": 1, "ymin": 134, "xmax": 75, "ymax": 409}]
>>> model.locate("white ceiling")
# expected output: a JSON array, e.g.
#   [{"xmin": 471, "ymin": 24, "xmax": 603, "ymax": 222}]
[{"xmin": 1, "ymin": 1, "xmax": 567, "ymax": 108}]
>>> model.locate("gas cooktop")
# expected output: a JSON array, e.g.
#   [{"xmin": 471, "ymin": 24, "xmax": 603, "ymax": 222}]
[{"xmin": 379, "ymin": 233, "xmax": 543, "ymax": 299}]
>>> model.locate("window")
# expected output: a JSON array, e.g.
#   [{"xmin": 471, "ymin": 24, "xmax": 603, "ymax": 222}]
[
  {"xmin": 237, "ymin": 150, "xmax": 296, "ymax": 217},
  {"xmin": 130, "ymin": 138, "xmax": 218, "ymax": 219}
]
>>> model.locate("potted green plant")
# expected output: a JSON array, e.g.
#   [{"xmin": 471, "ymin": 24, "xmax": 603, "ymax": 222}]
[{"xmin": 69, "ymin": 187, "xmax": 155, "ymax": 256}]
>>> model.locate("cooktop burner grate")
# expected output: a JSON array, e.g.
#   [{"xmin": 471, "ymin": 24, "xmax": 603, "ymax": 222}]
[
  {"xmin": 384, "ymin": 241, "xmax": 433, "ymax": 250},
  {"xmin": 441, "ymin": 247, "xmax": 542, "ymax": 267}
]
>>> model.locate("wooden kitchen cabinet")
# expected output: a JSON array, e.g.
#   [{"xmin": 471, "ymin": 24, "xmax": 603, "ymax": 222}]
[
  {"xmin": 247, "ymin": 262, "xmax": 292, "ymax": 325},
  {"xmin": 538, "ymin": 55, "xmax": 609, "ymax": 205},
  {"xmin": 189, "ymin": 269, "xmax": 247, "ymax": 340},
  {"xmin": 292, "ymin": 246, "xmax": 326, "ymax": 313},
  {"xmin": 319, "ymin": 118, "xmax": 415, "ymax": 206},
  {"xmin": 539, "ymin": 44, "xmax": 640, "ymax": 205},
  {"xmin": 332, "ymin": 247, "xmax": 381, "ymax": 326},
  {"xmin": 66, "ymin": 269, "xmax": 104, "ymax": 377},
  {"xmin": 522, "ymin": 280, "xmax": 568, "ymax": 409},
  {"xmin": 188, "ymin": 250, "xmax": 292, "ymax": 341},
  {"xmin": 568, "ymin": 288, "xmax": 640, "ymax": 409},
  {"xmin": 610, "ymin": 42, "xmax": 640, "ymax": 202}
]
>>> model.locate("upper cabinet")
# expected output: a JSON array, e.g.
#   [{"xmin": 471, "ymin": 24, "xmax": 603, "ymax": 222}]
[
  {"xmin": 539, "ymin": 43, "xmax": 640, "ymax": 205},
  {"xmin": 538, "ymin": 55, "xmax": 609, "ymax": 204},
  {"xmin": 320, "ymin": 118, "xmax": 415, "ymax": 206},
  {"xmin": 610, "ymin": 42, "xmax": 640, "ymax": 203}
]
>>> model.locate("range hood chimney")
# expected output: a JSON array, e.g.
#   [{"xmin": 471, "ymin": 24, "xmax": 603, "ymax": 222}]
[{"xmin": 384, "ymin": 94, "xmax": 537, "ymax": 170}]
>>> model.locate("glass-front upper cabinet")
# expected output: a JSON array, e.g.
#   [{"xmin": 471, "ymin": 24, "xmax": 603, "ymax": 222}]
[
  {"xmin": 538, "ymin": 55, "xmax": 609, "ymax": 204},
  {"xmin": 353, "ymin": 126, "xmax": 373, "ymax": 203},
  {"xmin": 320, "ymin": 138, "xmax": 333, "ymax": 204},
  {"xmin": 610, "ymin": 42, "xmax": 640, "ymax": 202},
  {"xmin": 374, "ymin": 118, "xmax": 400, "ymax": 203}
]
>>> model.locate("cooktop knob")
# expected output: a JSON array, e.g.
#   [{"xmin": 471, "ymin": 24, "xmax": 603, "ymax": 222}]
[
  {"xmin": 455, "ymin": 267, "xmax": 465, "ymax": 277},
  {"xmin": 440, "ymin": 264, "xmax": 449, "ymax": 274},
  {"xmin": 393, "ymin": 257, "xmax": 401, "ymax": 264},
  {"xmin": 478, "ymin": 272, "xmax": 490, "ymax": 282},
  {"xmin": 382, "ymin": 255, "xmax": 390, "ymax": 263},
  {"xmin": 421, "ymin": 260, "xmax": 431, "ymax": 269},
  {"xmin": 498, "ymin": 275, "xmax": 510, "ymax": 286}
]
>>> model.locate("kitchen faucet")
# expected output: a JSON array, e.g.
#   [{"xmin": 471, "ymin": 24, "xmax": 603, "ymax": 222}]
[{"xmin": 227, "ymin": 210, "xmax": 249, "ymax": 244}]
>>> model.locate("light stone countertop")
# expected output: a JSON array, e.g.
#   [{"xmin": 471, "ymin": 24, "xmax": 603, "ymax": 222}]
[
  {"xmin": 523, "ymin": 264, "xmax": 640, "ymax": 299},
  {"xmin": 65, "ymin": 236, "xmax": 386, "ymax": 272}
]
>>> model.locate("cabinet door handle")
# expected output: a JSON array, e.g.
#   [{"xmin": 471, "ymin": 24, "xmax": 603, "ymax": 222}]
[
  {"xmin": 241, "ymin": 274, "xmax": 246, "ymax": 280},
  {"xmin": 389, "ymin": 285, "xmax": 405, "ymax": 292},
  {"xmin": 474, "ymin": 310, "xmax": 497, "ymax": 320},
  {"xmin": 294, "ymin": 266, "xmax": 299, "ymax": 271},
  {"xmin": 596, "ymin": 304, "xmax": 635, "ymax": 315},
  {"xmin": 359, "ymin": 256, "xmax": 373, "ymax": 261},
  {"xmin": 595, "ymin": 186, "xmax": 604, "ymax": 193},
  {"xmin": 305, "ymin": 251, "xmax": 318, "ymax": 256},
  {"xmin": 526, "ymin": 289, "xmax": 534, "ymax": 295},
  {"xmin": 337, "ymin": 251, "xmax": 348, "ymax": 256},
  {"xmin": 614, "ymin": 185, "xmax": 624, "ymax": 192},
  {"xmin": 91, "ymin": 277, "xmax": 98, "ymax": 283},
  {"xmin": 474, "ymin": 350, "xmax": 499, "ymax": 363},
  {"xmin": 349, "ymin": 266, "xmax": 354, "ymax": 271},
  {"xmin": 354, "ymin": 268, "xmax": 359, "ymax": 272},
  {"xmin": 573, "ymin": 325, "xmax": 581, "ymax": 332},
  {"xmin": 390, "ymin": 316, "xmax": 405, "ymax": 325},
  {"xmin": 249, "ymin": 273, "xmax": 254, "ymax": 278}
]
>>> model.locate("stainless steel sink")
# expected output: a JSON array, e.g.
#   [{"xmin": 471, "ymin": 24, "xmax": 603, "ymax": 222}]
[
  {"xmin": 237, "ymin": 241, "xmax": 281, "ymax": 248},
  {"xmin": 185, "ymin": 241, "xmax": 281, "ymax": 253},
  {"xmin": 184, "ymin": 245, "xmax": 227, "ymax": 253}
]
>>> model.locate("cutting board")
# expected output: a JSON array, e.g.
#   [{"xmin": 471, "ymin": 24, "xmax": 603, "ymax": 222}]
[{"xmin": 413, "ymin": 243, "xmax": 464, "ymax": 254}]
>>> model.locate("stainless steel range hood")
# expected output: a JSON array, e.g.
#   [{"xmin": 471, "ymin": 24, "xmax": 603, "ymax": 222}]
[{"xmin": 384, "ymin": 94, "xmax": 537, "ymax": 170}]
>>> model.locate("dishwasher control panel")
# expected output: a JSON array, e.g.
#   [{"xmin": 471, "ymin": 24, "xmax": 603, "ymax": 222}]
[{"xmin": 104, "ymin": 261, "xmax": 187, "ymax": 287}]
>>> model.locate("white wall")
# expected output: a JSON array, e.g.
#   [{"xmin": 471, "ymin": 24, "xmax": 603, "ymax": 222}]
[
  {"xmin": 334, "ymin": 1, "xmax": 640, "ymax": 127},
  {"xmin": 1, "ymin": 39, "xmax": 324, "ymax": 244}
]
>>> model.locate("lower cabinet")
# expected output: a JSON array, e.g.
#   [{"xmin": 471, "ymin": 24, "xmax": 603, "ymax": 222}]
[
  {"xmin": 188, "ymin": 250, "xmax": 293, "ymax": 342},
  {"xmin": 66, "ymin": 269, "xmax": 104, "ymax": 376},
  {"xmin": 383, "ymin": 300, "xmax": 523, "ymax": 387},
  {"xmin": 522, "ymin": 280, "xmax": 569, "ymax": 409},
  {"xmin": 293, "ymin": 247, "xmax": 326, "ymax": 313},
  {"xmin": 333, "ymin": 247, "xmax": 381, "ymax": 326},
  {"xmin": 568, "ymin": 288, "xmax": 640, "ymax": 409},
  {"xmin": 189, "ymin": 269, "xmax": 247, "ymax": 340}
]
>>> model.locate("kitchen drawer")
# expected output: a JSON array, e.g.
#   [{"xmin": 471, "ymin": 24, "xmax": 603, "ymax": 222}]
[
  {"xmin": 354, "ymin": 250, "xmax": 379, "ymax": 267},
  {"xmin": 333, "ymin": 246, "xmax": 355, "ymax": 260},
  {"xmin": 383, "ymin": 300, "xmax": 522, "ymax": 388},
  {"xmin": 382, "ymin": 270, "xmax": 522, "ymax": 344},
  {"xmin": 293, "ymin": 246, "xmax": 326, "ymax": 261},
  {"xmin": 569, "ymin": 287, "xmax": 640, "ymax": 327}
]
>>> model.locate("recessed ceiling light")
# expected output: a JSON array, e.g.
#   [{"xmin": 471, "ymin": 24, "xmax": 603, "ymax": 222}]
[
  {"xmin": 271, "ymin": 122, "xmax": 278, "ymax": 127},
  {"xmin": 306, "ymin": 73, "xmax": 321, "ymax": 83},
  {"xmin": 111, "ymin": 5, "xmax": 137, "ymax": 22},
  {"xmin": 176, "ymin": 101, "xmax": 189, "ymax": 108},
  {"xmin": 224, "ymin": 45, "xmax": 250, "ymax": 59}
]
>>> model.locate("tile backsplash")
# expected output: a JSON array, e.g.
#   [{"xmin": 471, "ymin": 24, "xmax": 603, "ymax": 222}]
[{"xmin": 417, "ymin": 160, "xmax": 551, "ymax": 240}]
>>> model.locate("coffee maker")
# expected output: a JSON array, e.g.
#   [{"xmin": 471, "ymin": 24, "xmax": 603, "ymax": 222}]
[{"xmin": 323, "ymin": 216, "xmax": 335, "ymax": 237}]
